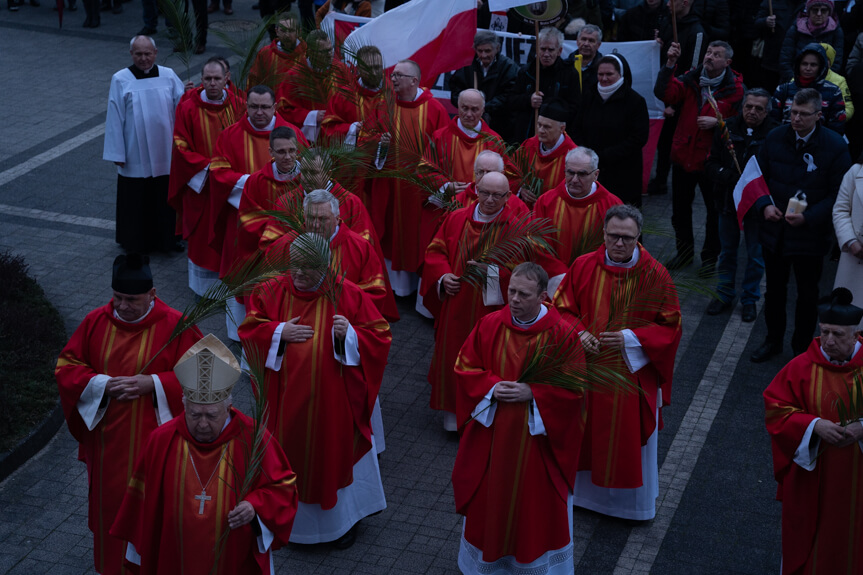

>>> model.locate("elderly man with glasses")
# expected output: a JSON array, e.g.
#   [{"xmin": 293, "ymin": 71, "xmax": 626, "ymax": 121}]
[{"xmin": 554, "ymin": 204, "xmax": 682, "ymax": 522}]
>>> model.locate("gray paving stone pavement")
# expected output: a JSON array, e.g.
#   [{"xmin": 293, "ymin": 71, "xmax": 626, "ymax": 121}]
[{"xmin": 0, "ymin": 5, "xmax": 831, "ymax": 574}]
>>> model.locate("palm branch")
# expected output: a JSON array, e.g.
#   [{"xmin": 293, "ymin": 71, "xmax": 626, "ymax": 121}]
[
  {"xmin": 835, "ymin": 372, "xmax": 863, "ymax": 427},
  {"xmin": 160, "ymin": 0, "xmax": 196, "ymax": 81},
  {"xmin": 456, "ymin": 213, "xmax": 557, "ymax": 290},
  {"xmin": 213, "ymin": 12, "xmax": 284, "ymax": 91},
  {"xmin": 505, "ymin": 142, "xmax": 543, "ymax": 198}
]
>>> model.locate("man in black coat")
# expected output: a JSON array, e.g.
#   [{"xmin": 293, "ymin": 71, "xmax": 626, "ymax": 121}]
[
  {"xmin": 564, "ymin": 24, "xmax": 604, "ymax": 92},
  {"xmin": 449, "ymin": 30, "xmax": 520, "ymax": 143},
  {"xmin": 751, "ymin": 87, "xmax": 852, "ymax": 362},
  {"xmin": 704, "ymin": 88, "xmax": 778, "ymax": 322},
  {"xmin": 507, "ymin": 26, "xmax": 580, "ymax": 144}
]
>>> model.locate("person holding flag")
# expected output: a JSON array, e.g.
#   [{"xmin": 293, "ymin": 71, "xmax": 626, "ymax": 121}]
[{"xmin": 703, "ymin": 88, "xmax": 778, "ymax": 323}]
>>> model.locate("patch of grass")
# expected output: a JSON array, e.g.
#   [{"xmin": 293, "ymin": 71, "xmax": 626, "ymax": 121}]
[{"xmin": 0, "ymin": 252, "xmax": 66, "ymax": 453}]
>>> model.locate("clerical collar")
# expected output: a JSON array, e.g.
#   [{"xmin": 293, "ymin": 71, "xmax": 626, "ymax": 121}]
[
  {"xmin": 128, "ymin": 64, "xmax": 158, "ymax": 79},
  {"xmin": 272, "ymin": 160, "xmax": 300, "ymax": 181},
  {"xmin": 605, "ymin": 246, "xmax": 640, "ymax": 268},
  {"xmin": 247, "ymin": 116, "xmax": 276, "ymax": 132},
  {"xmin": 398, "ymin": 87, "xmax": 423, "ymax": 102},
  {"xmin": 567, "ymin": 181, "xmax": 597, "ymax": 200},
  {"xmin": 540, "ymin": 134, "xmax": 565, "ymax": 156},
  {"xmin": 820, "ymin": 341, "xmax": 862, "ymax": 365},
  {"xmin": 358, "ymin": 77, "xmax": 382, "ymax": 92},
  {"xmin": 457, "ymin": 118, "xmax": 482, "ymax": 138},
  {"xmin": 201, "ymin": 89, "xmax": 227, "ymax": 105},
  {"xmin": 114, "ymin": 300, "xmax": 155, "ymax": 324},
  {"xmin": 512, "ymin": 304, "xmax": 548, "ymax": 326},
  {"xmin": 277, "ymin": 39, "xmax": 300, "ymax": 53},
  {"xmin": 473, "ymin": 203, "xmax": 504, "ymax": 223}
]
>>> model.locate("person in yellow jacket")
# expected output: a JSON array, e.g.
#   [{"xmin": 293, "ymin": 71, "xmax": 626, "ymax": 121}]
[{"xmin": 822, "ymin": 42, "xmax": 855, "ymax": 120}]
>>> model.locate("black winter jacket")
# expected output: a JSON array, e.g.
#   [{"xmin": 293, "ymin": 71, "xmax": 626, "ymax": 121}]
[
  {"xmin": 449, "ymin": 55, "xmax": 520, "ymax": 140},
  {"xmin": 507, "ymin": 57, "xmax": 581, "ymax": 143}
]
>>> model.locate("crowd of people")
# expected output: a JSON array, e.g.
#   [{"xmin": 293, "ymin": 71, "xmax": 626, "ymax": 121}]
[{"xmin": 49, "ymin": 0, "xmax": 863, "ymax": 573}]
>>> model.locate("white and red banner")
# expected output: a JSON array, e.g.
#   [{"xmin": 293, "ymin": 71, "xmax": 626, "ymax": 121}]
[
  {"xmin": 733, "ymin": 156, "xmax": 771, "ymax": 228},
  {"xmin": 338, "ymin": 0, "xmax": 476, "ymax": 88}
]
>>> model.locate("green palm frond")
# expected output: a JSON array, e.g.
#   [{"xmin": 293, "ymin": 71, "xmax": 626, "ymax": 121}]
[
  {"xmin": 457, "ymin": 214, "xmax": 558, "ymax": 290},
  {"xmin": 160, "ymin": 0, "xmax": 196, "ymax": 81},
  {"xmin": 835, "ymin": 372, "xmax": 863, "ymax": 427},
  {"xmin": 505, "ymin": 142, "xmax": 543, "ymax": 198}
]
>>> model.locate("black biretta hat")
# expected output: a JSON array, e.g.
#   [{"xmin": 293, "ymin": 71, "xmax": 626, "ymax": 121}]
[
  {"xmin": 112, "ymin": 254, "xmax": 153, "ymax": 294},
  {"xmin": 538, "ymin": 98, "xmax": 569, "ymax": 123},
  {"xmin": 818, "ymin": 287, "xmax": 863, "ymax": 326}
]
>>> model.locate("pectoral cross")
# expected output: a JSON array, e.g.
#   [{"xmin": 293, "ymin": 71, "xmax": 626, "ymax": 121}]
[{"xmin": 195, "ymin": 489, "xmax": 212, "ymax": 514}]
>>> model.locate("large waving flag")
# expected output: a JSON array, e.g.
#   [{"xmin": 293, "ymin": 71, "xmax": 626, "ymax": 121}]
[
  {"xmin": 733, "ymin": 156, "xmax": 771, "ymax": 229},
  {"xmin": 342, "ymin": 0, "xmax": 476, "ymax": 88}
]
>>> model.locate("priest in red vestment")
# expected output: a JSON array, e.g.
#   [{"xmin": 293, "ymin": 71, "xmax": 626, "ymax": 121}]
[
  {"xmin": 55, "ymin": 255, "xmax": 202, "ymax": 575},
  {"xmin": 246, "ymin": 14, "xmax": 306, "ymax": 89},
  {"xmin": 452, "ymin": 262, "xmax": 586, "ymax": 573},
  {"xmin": 422, "ymin": 172, "xmax": 521, "ymax": 431},
  {"xmin": 554, "ymin": 205, "xmax": 681, "ymax": 521},
  {"xmin": 238, "ymin": 234, "xmax": 391, "ymax": 548},
  {"xmin": 764, "ymin": 288, "xmax": 863, "ymax": 575},
  {"xmin": 369, "ymin": 59, "xmax": 448, "ymax": 295},
  {"xmin": 451, "ymin": 150, "xmax": 529, "ymax": 215},
  {"xmin": 533, "ymin": 146, "xmax": 622, "ymax": 295},
  {"xmin": 516, "ymin": 99, "xmax": 577, "ymax": 208},
  {"xmin": 111, "ymin": 334, "xmax": 298, "ymax": 575},
  {"xmin": 275, "ymin": 30, "xmax": 348, "ymax": 143},
  {"xmin": 208, "ymin": 85, "xmax": 306, "ymax": 340},
  {"xmin": 169, "ymin": 57, "xmax": 244, "ymax": 297}
]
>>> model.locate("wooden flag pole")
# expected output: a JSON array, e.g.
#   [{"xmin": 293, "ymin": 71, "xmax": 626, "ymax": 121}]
[
  {"xmin": 534, "ymin": 19, "xmax": 540, "ymax": 129},
  {"xmin": 768, "ymin": 0, "xmax": 774, "ymax": 33},
  {"xmin": 670, "ymin": 0, "xmax": 678, "ymax": 44}
]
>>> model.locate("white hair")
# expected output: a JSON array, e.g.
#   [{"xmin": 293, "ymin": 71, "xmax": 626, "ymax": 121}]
[
  {"xmin": 304, "ymin": 189, "xmax": 341, "ymax": 218},
  {"xmin": 566, "ymin": 146, "xmax": 599, "ymax": 171},
  {"xmin": 475, "ymin": 150, "xmax": 505, "ymax": 172},
  {"xmin": 458, "ymin": 88, "xmax": 486, "ymax": 106},
  {"xmin": 130, "ymin": 35, "xmax": 157, "ymax": 50}
]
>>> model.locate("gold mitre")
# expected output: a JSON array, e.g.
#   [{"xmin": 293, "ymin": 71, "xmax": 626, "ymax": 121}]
[{"xmin": 174, "ymin": 334, "xmax": 241, "ymax": 404}]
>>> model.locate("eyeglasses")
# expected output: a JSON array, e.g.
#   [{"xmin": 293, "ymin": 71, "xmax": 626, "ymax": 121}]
[
  {"xmin": 476, "ymin": 188, "xmax": 509, "ymax": 201},
  {"xmin": 248, "ymin": 104, "xmax": 274, "ymax": 111},
  {"xmin": 789, "ymin": 109, "xmax": 816, "ymax": 118},
  {"xmin": 565, "ymin": 168, "xmax": 598, "ymax": 179},
  {"xmin": 605, "ymin": 232, "xmax": 638, "ymax": 245},
  {"xmin": 390, "ymin": 72, "xmax": 416, "ymax": 80}
]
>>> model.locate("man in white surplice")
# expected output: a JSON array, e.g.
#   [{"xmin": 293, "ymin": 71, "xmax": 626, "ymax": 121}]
[{"xmin": 103, "ymin": 35, "xmax": 184, "ymax": 254}]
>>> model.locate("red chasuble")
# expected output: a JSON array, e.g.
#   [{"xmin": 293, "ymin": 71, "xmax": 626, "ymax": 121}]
[
  {"xmin": 431, "ymin": 119, "xmax": 506, "ymax": 184},
  {"xmin": 764, "ymin": 338, "xmax": 863, "ymax": 575},
  {"xmin": 169, "ymin": 89, "xmax": 245, "ymax": 272},
  {"xmin": 178, "ymin": 81, "xmax": 245, "ymax": 106},
  {"xmin": 421, "ymin": 203, "xmax": 525, "ymax": 412},
  {"xmin": 247, "ymin": 39, "xmax": 307, "ymax": 90},
  {"xmin": 452, "ymin": 305, "xmax": 586, "ymax": 563},
  {"xmin": 265, "ymin": 225, "xmax": 399, "ymax": 321},
  {"xmin": 238, "ymin": 276, "xmax": 391, "ymax": 508},
  {"xmin": 518, "ymin": 134, "xmax": 577, "ymax": 199},
  {"xmin": 454, "ymin": 182, "xmax": 529, "ymax": 215},
  {"xmin": 369, "ymin": 89, "xmax": 448, "ymax": 272},
  {"xmin": 321, "ymin": 78, "xmax": 388, "ymax": 145},
  {"xmin": 533, "ymin": 181, "xmax": 623, "ymax": 277},
  {"xmin": 55, "ymin": 299, "xmax": 202, "ymax": 575},
  {"xmin": 110, "ymin": 410, "xmax": 298, "ymax": 575},
  {"xmin": 208, "ymin": 117, "xmax": 307, "ymax": 279},
  {"xmin": 553, "ymin": 246, "xmax": 681, "ymax": 488}
]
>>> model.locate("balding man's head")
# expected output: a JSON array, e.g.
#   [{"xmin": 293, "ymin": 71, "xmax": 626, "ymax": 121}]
[
  {"xmin": 476, "ymin": 171, "xmax": 510, "ymax": 216},
  {"xmin": 458, "ymin": 89, "xmax": 486, "ymax": 131}
]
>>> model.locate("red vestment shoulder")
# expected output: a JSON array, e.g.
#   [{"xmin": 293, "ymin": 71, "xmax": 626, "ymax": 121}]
[
  {"xmin": 247, "ymin": 39, "xmax": 307, "ymax": 89},
  {"xmin": 519, "ymin": 135, "xmax": 577, "ymax": 196}
]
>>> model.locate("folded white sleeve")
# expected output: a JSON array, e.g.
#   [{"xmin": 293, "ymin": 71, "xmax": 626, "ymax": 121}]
[
  {"xmin": 529, "ymin": 399, "xmax": 547, "ymax": 436},
  {"xmin": 187, "ymin": 166, "xmax": 209, "ymax": 194},
  {"xmin": 227, "ymin": 174, "xmax": 250, "ymax": 209},
  {"xmin": 547, "ymin": 273, "xmax": 565, "ymax": 300},
  {"xmin": 256, "ymin": 515, "xmax": 275, "ymax": 553},
  {"xmin": 332, "ymin": 324, "xmax": 360, "ymax": 366},
  {"xmin": 266, "ymin": 322, "xmax": 287, "ymax": 371},
  {"xmin": 621, "ymin": 329, "xmax": 650, "ymax": 373},
  {"xmin": 152, "ymin": 374, "xmax": 173, "ymax": 426},
  {"xmin": 472, "ymin": 385, "xmax": 498, "ymax": 427},
  {"xmin": 482, "ymin": 265, "xmax": 504, "ymax": 306},
  {"xmin": 793, "ymin": 418, "xmax": 821, "ymax": 471},
  {"xmin": 77, "ymin": 374, "xmax": 111, "ymax": 430},
  {"xmin": 125, "ymin": 542, "xmax": 142, "ymax": 565}
]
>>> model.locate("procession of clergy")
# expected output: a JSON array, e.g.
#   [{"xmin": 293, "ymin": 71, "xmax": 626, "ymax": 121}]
[{"xmin": 52, "ymin": 20, "xmax": 863, "ymax": 575}]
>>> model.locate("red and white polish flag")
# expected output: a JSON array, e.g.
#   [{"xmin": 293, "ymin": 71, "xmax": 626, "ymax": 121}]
[
  {"xmin": 732, "ymin": 155, "xmax": 771, "ymax": 229},
  {"xmin": 341, "ymin": 0, "xmax": 476, "ymax": 88}
]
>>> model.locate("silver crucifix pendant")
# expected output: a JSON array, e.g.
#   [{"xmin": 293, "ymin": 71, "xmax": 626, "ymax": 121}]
[{"xmin": 195, "ymin": 489, "xmax": 212, "ymax": 514}]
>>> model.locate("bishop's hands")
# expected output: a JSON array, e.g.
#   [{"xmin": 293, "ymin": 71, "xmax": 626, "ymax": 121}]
[
  {"xmin": 493, "ymin": 380, "xmax": 533, "ymax": 403},
  {"xmin": 106, "ymin": 374, "xmax": 155, "ymax": 402},
  {"xmin": 281, "ymin": 316, "xmax": 314, "ymax": 343},
  {"xmin": 227, "ymin": 501, "xmax": 255, "ymax": 529},
  {"xmin": 332, "ymin": 315, "xmax": 349, "ymax": 341},
  {"xmin": 580, "ymin": 330, "xmax": 625, "ymax": 354},
  {"xmin": 518, "ymin": 186, "xmax": 538, "ymax": 207},
  {"xmin": 441, "ymin": 273, "xmax": 461, "ymax": 296},
  {"xmin": 814, "ymin": 419, "xmax": 863, "ymax": 448}
]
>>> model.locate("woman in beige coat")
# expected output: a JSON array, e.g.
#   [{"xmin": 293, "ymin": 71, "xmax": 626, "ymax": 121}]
[{"xmin": 833, "ymin": 162, "xmax": 863, "ymax": 329}]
